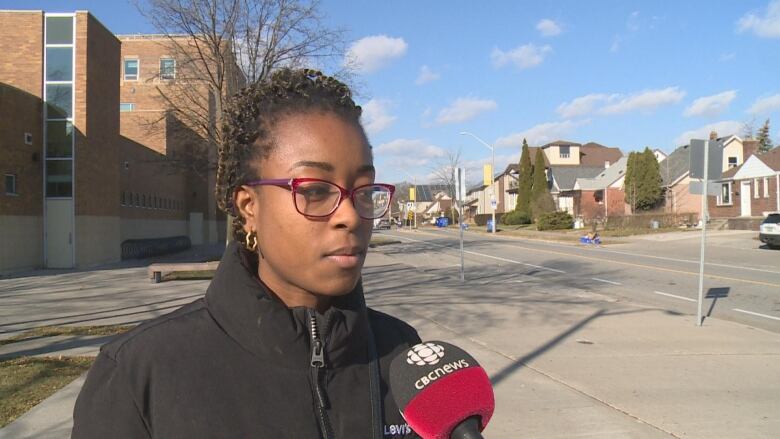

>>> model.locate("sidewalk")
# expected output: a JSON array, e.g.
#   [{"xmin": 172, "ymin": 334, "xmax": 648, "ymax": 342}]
[{"xmin": 2, "ymin": 244, "xmax": 779, "ymax": 438}]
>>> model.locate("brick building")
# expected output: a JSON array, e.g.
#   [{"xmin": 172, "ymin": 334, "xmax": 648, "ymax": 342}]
[
  {"xmin": 0, "ymin": 10, "xmax": 225, "ymax": 274},
  {"xmin": 710, "ymin": 147, "xmax": 780, "ymax": 220}
]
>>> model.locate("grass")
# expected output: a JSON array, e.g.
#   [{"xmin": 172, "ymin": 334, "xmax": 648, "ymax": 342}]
[
  {"xmin": 369, "ymin": 235, "xmax": 402, "ymax": 247},
  {"xmin": 0, "ymin": 324, "xmax": 134, "ymax": 347},
  {"xmin": 0, "ymin": 356, "xmax": 94, "ymax": 427},
  {"xmin": 163, "ymin": 270, "xmax": 216, "ymax": 281}
]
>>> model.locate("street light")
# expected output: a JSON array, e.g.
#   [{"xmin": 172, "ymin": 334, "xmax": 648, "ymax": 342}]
[
  {"xmin": 459, "ymin": 131, "xmax": 496, "ymax": 234},
  {"xmin": 397, "ymin": 169, "xmax": 417, "ymax": 229}
]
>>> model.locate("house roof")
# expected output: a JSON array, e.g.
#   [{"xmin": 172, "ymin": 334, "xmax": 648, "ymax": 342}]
[
  {"xmin": 580, "ymin": 143, "xmax": 623, "ymax": 167},
  {"xmin": 549, "ymin": 166, "xmax": 605, "ymax": 191},
  {"xmin": 575, "ymin": 156, "xmax": 629, "ymax": 190},
  {"xmin": 540, "ymin": 139, "xmax": 581, "ymax": 148},
  {"xmin": 722, "ymin": 147, "xmax": 780, "ymax": 180},
  {"xmin": 413, "ymin": 184, "xmax": 451, "ymax": 202},
  {"xmin": 659, "ymin": 144, "xmax": 692, "ymax": 186}
]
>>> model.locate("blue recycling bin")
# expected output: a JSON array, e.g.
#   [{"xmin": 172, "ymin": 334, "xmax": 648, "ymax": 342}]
[
  {"xmin": 486, "ymin": 219, "xmax": 495, "ymax": 232},
  {"xmin": 435, "ymin": 217, "xmax": 449, "ymax": 227}
]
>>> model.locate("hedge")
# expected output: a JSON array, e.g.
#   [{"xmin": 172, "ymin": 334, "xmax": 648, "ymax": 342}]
[
  {"xmin": 474, "ymin": 213, "xmax": 506, "ymax": 226},
  {"xmin": 502, "ymin": 210, "xmax": 532, "ymax": 225},
  {"xmin": 537, "ymin": 211, "xmax": 574, "ymax": 231}
]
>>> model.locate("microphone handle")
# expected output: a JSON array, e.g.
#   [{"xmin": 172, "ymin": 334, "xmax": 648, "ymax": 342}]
[{"xmin": 450, "ymin": 416, "xmax": 484, "ymax": 439}]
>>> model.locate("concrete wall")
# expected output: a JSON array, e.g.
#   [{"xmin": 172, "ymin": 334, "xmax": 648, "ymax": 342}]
[
  {"xmin": 0, "ymin": 215, "xmax": 43, "ymax": 273},
  {"xmin": 75, "ymin": 215, "xmax": 121, "ymax": 267},
  {"xmin": 120, "ymin": 218, "xmax": 189, "ymax": 241}
]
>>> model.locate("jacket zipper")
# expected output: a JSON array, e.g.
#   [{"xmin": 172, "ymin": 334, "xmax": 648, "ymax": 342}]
[{"xmin": 308, "ymin": 309, "xmax": 334, "ymax": 439}]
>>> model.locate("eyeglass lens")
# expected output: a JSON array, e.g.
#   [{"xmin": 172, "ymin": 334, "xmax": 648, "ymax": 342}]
[{"xmin": 294, "ymin": 181, "xmax": 391, "ymax": 219}]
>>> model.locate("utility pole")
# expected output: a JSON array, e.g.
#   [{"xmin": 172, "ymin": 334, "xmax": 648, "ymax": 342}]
[{"xmin": 460, "ymin": 131, "xmax": 496, "ymax": 234}]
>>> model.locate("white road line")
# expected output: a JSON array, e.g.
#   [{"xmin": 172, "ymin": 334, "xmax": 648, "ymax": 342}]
[
  {"xmin": 591, "ymin": 277, "xmax": 622, "ymax": 285},
  {"xmin": 387, "ymin": 233, "xmax": 567, "ymax": 274},
  {"xmin": 733, "ymin": 308, "xmax": 780, "ymax": 321},
  {"xmin": 653, "ymin": 291, "xmax": 696, "ymax": 302}
]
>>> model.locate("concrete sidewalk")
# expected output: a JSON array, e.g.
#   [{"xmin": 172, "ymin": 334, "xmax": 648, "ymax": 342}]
[{"xmin": 2, "ymin": 244, "xmax": 779, "ymax": 438}]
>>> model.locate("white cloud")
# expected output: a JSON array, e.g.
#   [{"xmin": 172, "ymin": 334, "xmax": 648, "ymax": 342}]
[
  {"xmin": 599, "ymin": 87, "xmax": 686, "ymax": 115},
  {"xmin": 491, "ymin": 43, "xmax": 552, "ymax": 70},
  {"xmin": 737, "ymin": 0, "xmax": 780, "ymax": 38},
  {"xmin": 556, "ymin": 94, "xmax": 616, "ymax": 118},
  {"xmin": 536, "ymin": 19, "xmax": 562, "ymax": 36},
  {"xmin": 344, "ymin": 35, "xmax": 407, "ymax": 74},
  {"xmin": 415, "ymin": 65, "xmax": 440, "ymax": 85},
  {"xmin": 747, "ymin": 93, "xmax": 780, "ymax": 114},
  {"xmin": 683, "ymin": 90, "xmax": 737, "ymax": 118},
  {"xmin": 674, "ymin": 120, "xmax": 743, "ymax": 146},
  {"xmin": 361, "ymin": 99, "xmax": 396, "ymax": 135},
  {"xmin": 494, "ymin": 119, "xmax": 590, "ymax": 148},
  {"xmin": 435, "ymin": 98, "xmax": 497, "ymax": 125},
  {"xmin": 375, "ymin": 139, "xmax": 447, "ymax": 168}
]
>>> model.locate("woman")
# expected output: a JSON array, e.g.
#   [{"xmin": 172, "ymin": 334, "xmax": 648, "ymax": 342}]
[{"xmin": 72, "ymin": 69, "xmax": 421, "ymax": 438}]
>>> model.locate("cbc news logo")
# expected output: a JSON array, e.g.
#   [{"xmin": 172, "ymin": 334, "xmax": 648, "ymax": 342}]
[{"xmin": 406, "ymin": 342, "xmax": 445, "ymax": 366}]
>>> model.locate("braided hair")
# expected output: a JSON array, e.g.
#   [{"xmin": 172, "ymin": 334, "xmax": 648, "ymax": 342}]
[{"xmin": 216, "ymin": 68, "xmax": 365, "ymax": 244}]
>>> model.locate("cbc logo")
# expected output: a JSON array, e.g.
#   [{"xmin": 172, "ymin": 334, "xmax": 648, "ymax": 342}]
[{"xmin": 406, "ymin": 343, "xmax": 445, "ymax": 366}]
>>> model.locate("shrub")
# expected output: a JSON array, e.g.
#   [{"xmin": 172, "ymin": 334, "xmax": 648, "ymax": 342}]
[
  {"xmin": 502, "ymin": 210, "xmax": 532, "ymax": 225},
  {"xmin": 537, "ymin": 211, "xmax": 574, "ymax": 231},
  {"xmin": 474, "ymin": 213, "xmax": 506, "ymax": 226}
]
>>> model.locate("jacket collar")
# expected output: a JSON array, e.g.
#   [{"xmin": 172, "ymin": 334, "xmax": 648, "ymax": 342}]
[{"xmin": 204, "ymin": 241, "xmax": 369, "ymax": 370}]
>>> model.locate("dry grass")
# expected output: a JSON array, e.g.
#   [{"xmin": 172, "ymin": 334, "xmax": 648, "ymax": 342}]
[
  {"xmin": 0, "ymin": 356, "xmax": 94, "ymax": 427},
  {"xmin": 0, "ymin": 324, "xmax": 135, "ymax": 347}
]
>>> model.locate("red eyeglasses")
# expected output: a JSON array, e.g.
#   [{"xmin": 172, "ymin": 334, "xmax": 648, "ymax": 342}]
[{"xmin": 244, "ymin": 178, "xmax": 395, "ymax": 219}]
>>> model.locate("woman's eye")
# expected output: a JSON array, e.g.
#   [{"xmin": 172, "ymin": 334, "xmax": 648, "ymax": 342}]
[{"xmin": 298, "ymin": 184, "xmax": 335, "ymax": 201}]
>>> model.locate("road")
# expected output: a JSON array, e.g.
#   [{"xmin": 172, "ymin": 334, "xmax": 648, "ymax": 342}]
[{"xmin": 376, "ymin": 228, "xmax": 780, "ymax": 333}]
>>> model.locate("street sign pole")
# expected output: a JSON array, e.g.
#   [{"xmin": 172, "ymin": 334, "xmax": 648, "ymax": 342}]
[
  {"xmin": 455, "ymin": 167, "xmax": 466, "ymax": 283},
  {"xmin": 696, "ymin": 141, "xmax": 710, "ymax": 327}
]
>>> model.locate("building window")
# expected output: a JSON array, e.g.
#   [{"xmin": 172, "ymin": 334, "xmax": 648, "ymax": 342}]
[
  {"xmin": 142, "ymin": 194, "xmax": 146, "ymax": 208},
  {"xmin": 4, "ymin": 174, "xmax": 17, "ymax": 195},
  {"xmin": 728, "ymin": 157, "xmax": 738, "ymax": 168},
  {"xmin": 134, "ymin": 193, "xmax": 138, "ymax": 207},
  {"xmin": 25, "ymin": 133, "xmax": 33, "ymax": 145},
  {"xmin": 121, "ymin": 191, "xmax": 125, "ymax": 206},
  {"xmin": 46, "ymin": 16, "xmax": 73, "ymax": 45},
  {"xmin": 160, "ymin": 58, "xmax": 175, "ymax": 80},
  {"xmin": 594, "ymin": 190, "xmax": 604, "ymax": 204},
  {"xmin": 559, "ymin": 145, "xmax": 570, "ymax": 159},
  {"xmin": 120, "ymin": 103, "xmax": 135, "ymax": 112},
  {"xmin": 754, "ymin": 179, "xmax": 760, "ymax": 199},
  {"xmin": 45, "ymin": 160, "xmax": 72, "ymax": 197},
  {"xmin": 764, "ymin": 177, "xmax": 769, "ymax": 198},
  {"xmin": 717, "ymin": 182, "xmax": 732, "ymax": 206},
  {"xmin": 124, "ymin": 59, "xmax": 139, "ymax": 81}
]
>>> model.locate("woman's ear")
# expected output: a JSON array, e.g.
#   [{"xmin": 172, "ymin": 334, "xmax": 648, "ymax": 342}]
[{"xmin": 234, "ymin": 186, "xmax": 257, "ymax": 226}]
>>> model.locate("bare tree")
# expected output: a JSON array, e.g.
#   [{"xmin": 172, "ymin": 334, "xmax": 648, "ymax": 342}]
[
  {"xmin": 429, "ymin": 148, "xmax": 462, "ymax": 222},
  {"xmin": 742, "ymin": 116, "xmax": 757, "ymax": 139}
]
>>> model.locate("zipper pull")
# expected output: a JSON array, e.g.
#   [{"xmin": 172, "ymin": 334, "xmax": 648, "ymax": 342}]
[{"xmin": 311, "ymin": 339, "xmax": 325, "ymax": 368}]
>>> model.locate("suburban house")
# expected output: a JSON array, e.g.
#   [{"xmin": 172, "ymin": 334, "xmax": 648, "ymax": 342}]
[
  {"xmin": 660, "ymin": 135, "xmax": 758, "ymax": 218},
  {"xmin": 549, "ymin": 166, "xmax": 604, "ymax": 213},
  {"xmin": 573, "ymin": 156, "xmax": 630, "ymax": 220},
  {"xmin": 469, "ymin": 164, "xmax": 520, "ymax": 216},
  {"xmin": 710, "ymin": 147, "xmax": 780, "ymax": 220}
]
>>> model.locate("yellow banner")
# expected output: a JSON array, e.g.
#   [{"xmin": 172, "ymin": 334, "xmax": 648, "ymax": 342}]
[
  {"xmin": 483, "ymin": 164, "xmax": 493, "ymax": 186},
  {"xmin": 409, "ymin": 187, "xmax": 416, "ymax": 201}
]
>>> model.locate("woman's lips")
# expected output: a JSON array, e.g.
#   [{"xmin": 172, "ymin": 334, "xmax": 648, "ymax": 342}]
[{"xmin": 324, "ymin": 253, "xmax": 363, "ymax": 268}]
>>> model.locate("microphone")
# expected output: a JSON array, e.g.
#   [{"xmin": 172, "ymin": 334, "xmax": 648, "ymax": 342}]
[{"xmin": 389, "ymin": 341, "xmax": 495, "ymax": 439}]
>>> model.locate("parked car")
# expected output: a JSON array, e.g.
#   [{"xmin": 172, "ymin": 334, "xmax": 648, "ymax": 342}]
[
  {"xmin": 373, "ymin": 219, "xmax": 391, "ymax": 230},
  {"xmin": 759, "ymin": 212, "xmax": 780, "ymax": 249}
]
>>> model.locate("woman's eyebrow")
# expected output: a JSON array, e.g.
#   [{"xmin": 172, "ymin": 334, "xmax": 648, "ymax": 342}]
[{"xmin": 288, "ymin": 161, "xmax": 375, "ymax": 174}]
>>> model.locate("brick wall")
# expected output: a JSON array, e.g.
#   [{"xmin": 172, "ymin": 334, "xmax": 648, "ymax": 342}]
[
  {"xmin": 0, "ymin": 12, "xmax": 44, "ymax": 216},
  {"xmin": 710, "ymin": 176, "xmax": 780, "ymax": 218}
]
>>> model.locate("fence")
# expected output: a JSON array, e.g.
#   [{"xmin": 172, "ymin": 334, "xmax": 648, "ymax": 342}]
[{"xmin": 603, "ymin": 212, "xmax": 697, "ymax": 230}]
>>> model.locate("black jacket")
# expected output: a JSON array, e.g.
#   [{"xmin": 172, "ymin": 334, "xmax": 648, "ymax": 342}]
[{"xmin": 72, "ymin": 242, "xmax": 422, "ymax": 438}]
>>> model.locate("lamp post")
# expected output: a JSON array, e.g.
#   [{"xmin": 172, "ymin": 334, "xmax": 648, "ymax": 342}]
[
  {"xmin": 397, "ymin": 169, "xmax": 417, "ymax": 229},
  {"xmin": 460, "ymin": 131, "xmax": 496, "ymax": 234}
]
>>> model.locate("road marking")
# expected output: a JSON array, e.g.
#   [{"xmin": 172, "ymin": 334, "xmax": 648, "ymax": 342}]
[
  {"xmin": 732, "ymin": 308, "xmax": 780, "ymax": 321},
  {"xmin": 592, "ymin": 277, "xmax": 622, "ymax": 285},
  {"xmin": 653, "ymin": 291, "xmax": 696, "ymax": 302},
  {"xmin": 388, "ymin": 234, "xmax": 567, "ymax": 274}
]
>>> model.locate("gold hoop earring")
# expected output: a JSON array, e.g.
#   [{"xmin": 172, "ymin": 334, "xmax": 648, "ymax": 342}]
[{"xmin": 244, "ymin": 230, "xmax": 258, "ymax": 252}]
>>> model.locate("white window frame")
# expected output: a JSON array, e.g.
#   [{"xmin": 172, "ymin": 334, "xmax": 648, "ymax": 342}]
[
  {"xmin": 4, "ymin": 174, "xmax": 17, "ymax": 195},
  {"xmin": 728, "ymin": 157, "xmax": 738, "ymax": 168},
  {"xmin": 559, "ymin": 145, "xmax": 570, "ymax": 159},
  {"xmin": 764, "ymin": 177, "xmax": 769, "ymax": 198},
  {"xmin": 160, "ymin": 57, "xmax": 175, "ymax": 80},
  {"xmin": 123, "ymin": 58, "xmax": 139, "ymax": 81},
  {"xmin": 754, "ymin": 178, "xmax": 760, "ymax": 199},
  {"xmin": 717, "ymin": 182, "xmax": 732, "ymax": 206}
]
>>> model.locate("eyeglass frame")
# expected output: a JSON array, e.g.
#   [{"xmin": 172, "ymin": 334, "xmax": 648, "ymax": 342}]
[{"xmin": 243, "ymin": 177, "xmax": 395, "ymax": 219}]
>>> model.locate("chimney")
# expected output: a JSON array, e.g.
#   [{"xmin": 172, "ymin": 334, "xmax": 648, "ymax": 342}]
[
  {"xmin": 743, "ymin": 139, "xmax": 759, "ymax": 160},
  {"xmin": 604, "ymin": 161, "xmax": 611, "ymax": 168},
  {"xmin": 709, "ymin": 131, "xmax": 718, "ymax": 140}
]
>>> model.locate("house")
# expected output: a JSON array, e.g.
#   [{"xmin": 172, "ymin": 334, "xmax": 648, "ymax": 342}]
[
  {"xmin": 539, "ymin": 140, "xmax": 622, "ymax": 167},
  {"xmin": 573, "ymin": 156, "xmax": 631, "ymax": 220},
  {"xmin": 468, "ymin": 164, "xmax": 520, "ymax": 216},
  {"xmin": 710, "ymin": 147, "xmax": 780, "ymax": 220},
  {"xmin": 660, "ymin": 135, "xmax": 758, "ymax": 218},
  {"xmin": 548, "ymin": 166, "xmax": 605, "ymax": 213},
  {"xmin": 653, "ymin": 149, "xmax": 668, "ymax": 162}
]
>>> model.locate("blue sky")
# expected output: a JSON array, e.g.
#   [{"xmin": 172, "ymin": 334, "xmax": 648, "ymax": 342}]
[{"xmin": 5, "ymin": 0, "xmax": 780, "ymax": 184}]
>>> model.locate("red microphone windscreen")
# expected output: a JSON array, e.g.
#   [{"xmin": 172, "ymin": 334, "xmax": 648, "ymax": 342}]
[{"xmin": 389, "ymin": 341, "xmax": 495, "ymax": 439}]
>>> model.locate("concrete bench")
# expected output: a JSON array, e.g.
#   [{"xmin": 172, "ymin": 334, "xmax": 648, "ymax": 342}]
[{"xmin": 148, "ymin": 261, "xmax": 220, "ymax": 283}]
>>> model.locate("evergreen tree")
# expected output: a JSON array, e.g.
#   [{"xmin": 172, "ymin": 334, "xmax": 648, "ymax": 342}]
[
  {"xmin": 624, "ymin": 148, "xmax": 663, "ymax": 211},
  {"xmin": 757, "ymin": 119, "xmax": 773, "ymax": 153},
  {"xmin": 624, "ymin": 152, "xmax": 638, "ymax": 212},
  {"xmin": 530, "ymin": 148, "xmax": 555, "ymax": 218},
  {"xmin": 516, "ymin": 138, "xmax": 533, "ymax": 216}
]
